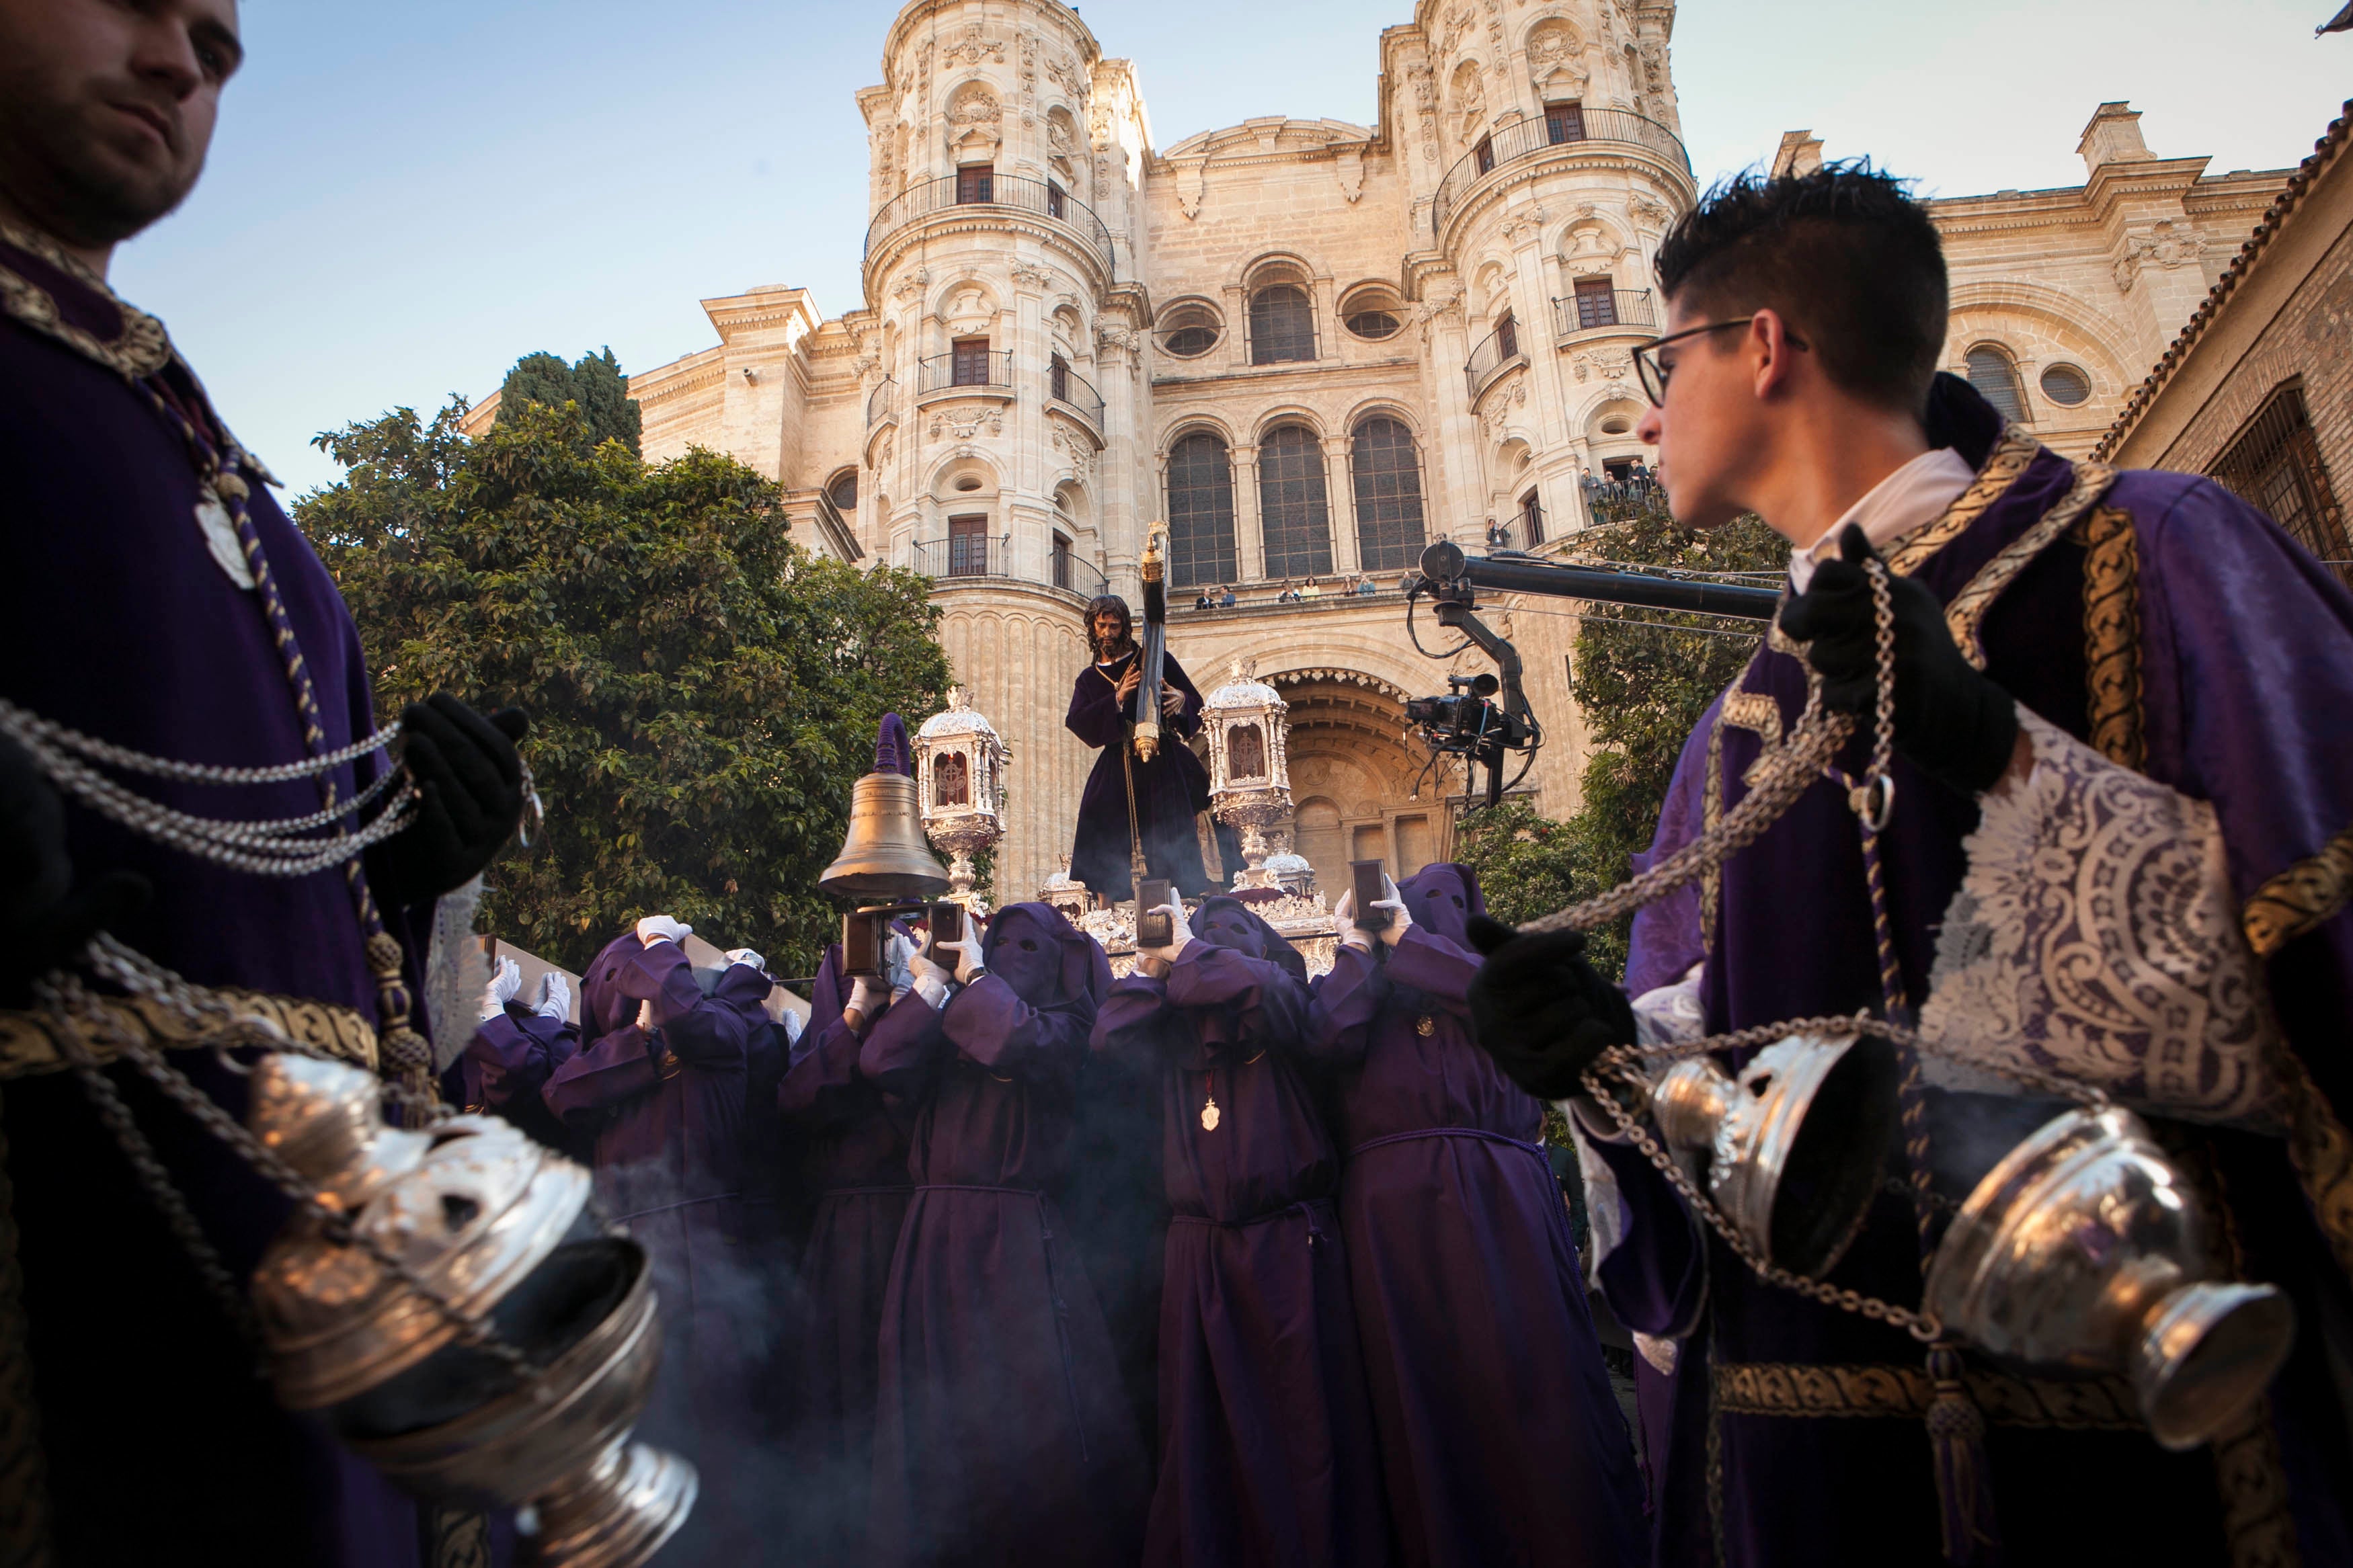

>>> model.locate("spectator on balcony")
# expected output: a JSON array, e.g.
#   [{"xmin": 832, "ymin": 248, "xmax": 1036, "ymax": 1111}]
[
  {"xmin": 1277, "ymin": 579, "xmax": 1298, "ymax": 604},
  {"xmin": 1301, "ymin": 575, "xmax": 1323, "ymax": 600},
  {"xmin": 1484, "ymin": 518, "xmax": 1511, "ymax": 552},
  {"xmin": 1628, "ymin": 456, "xmax": 1653, "ymax": 492},
  {"xmin": 1579, "ymin": 466, "xmax": 1603, "ymax": 517},
  {"xmin": 1355, "ymin": 575, "xmax": 1377, "ymax": 597},
  {"xmin": 1193, "ymin": 591, "xmax": 1212, "ymax": 611},
  {"xmin": 1220, "ymin": 585, "xmax": 1237, "ymax": 609}
]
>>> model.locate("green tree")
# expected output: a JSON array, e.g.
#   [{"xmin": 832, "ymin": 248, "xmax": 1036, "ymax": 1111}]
[
  {"xmin": 296, "ymin": 396, "xmax": 951, "ymax": 976},
  {"xmin": 1457, "ymin": 506, "xmax": 1788, "ymax": 980},
  {"xmin": 497, "ymin": 347, "xmax": 643, "ymax": 456}
]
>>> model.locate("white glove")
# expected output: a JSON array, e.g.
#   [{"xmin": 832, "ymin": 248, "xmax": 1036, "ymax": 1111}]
[
  {"xmin": 725, "ymin": 946, "xmax": 768, "ymax": 976},
  {"xmin": 846, "ymin": 974, "xmax": 885, "ymax": 1022},
  {"xmin": 935, "ymin": 934, "xmax": 985, "ymax": 987},
  {"xmin": 636, "ymin": 914, "xmax": 692, "ymax": 948},
  {"xmin": 534, "ymin": 971, "xmax": 571, "ymax": 1020},
  {"xmin": 882, "ymin": 931, "xmax": 916, "ymax": 996},
  {"xmin": 479, "ymin": 955, "xmax": 523, "ymax": 1020},
  {"xmin": 1140, "ymin": 896, "xmax": 1193, "ymax": 965},
  {"xmin": 635, "ymin": 997, "xmax": 657, "ymax": 1032},
  {"xmin": 1371, "ymin": 875, "xmax": 1412, "ymax": 948},
  {"xmin": 1332, "ymin": 889, "xmax": 1372, "ymax": 952},
  {"xmin": 907, "ymin": 946, "xmax": 957, "ymax": 1010}
]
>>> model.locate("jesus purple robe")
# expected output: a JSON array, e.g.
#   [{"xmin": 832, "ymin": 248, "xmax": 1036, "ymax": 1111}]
[
  {"xmin": 1572, "ymin": 382, "xmax": 2353, "ymax": 1565},
  {"xmin": 1066, "ymin": 645, "xmax": 1220, "ymax": 901},
  {"xmin": 1308, "ymin": 864, "xmax": 1641, "ymax": 1567},
  {"xmin": 863, "ymin": 903, "xmax": 1148, "ymax": 1566},
  {"xmin": 1093, "ymin": 896, "xmax": 1394, "ymax": 1568},
  {"xmin": 543, "ymin": 932, "xmax": 770, "ymax": 1565}
]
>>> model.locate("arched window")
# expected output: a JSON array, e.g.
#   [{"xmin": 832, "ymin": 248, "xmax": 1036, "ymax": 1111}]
[
  {"xmin": 1965, "ymin": 345, "xmax": 2029, "ymax": 424},
  {"xmin": 1166, "ymin": 431, "xmax": 1238, "ymax": 588},
  {"xmin": 1351, "ymin": 417, "xmax": 1429, "ymax": 571},
  {"xmin": 824, "ymin": 468, "xmax": 858, "ymax": 513},
  {"xmin": 1249, "ymin": 284, "xmax": 1316, "ymax": 365},
  {"xmin": 1257, "ymin": 425, "xmax": 1333, "ymax": 580}
]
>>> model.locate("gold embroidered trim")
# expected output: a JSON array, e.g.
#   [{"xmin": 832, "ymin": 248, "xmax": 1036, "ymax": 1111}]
[
  {"xmin": 2243, "ymin": 827, "xmax": 2353, "ymax": 958},
  {"xmin": 1722, "ymin": 690, "xmax": 1782, "ymax": 789},
  {"xmin": 0, "ymin": 989, "xmax": 378, "ymax": 1081},
  {"xmin": 1712, "ymin": 1360, "xmax": 2144, "ymax": 1430},
  {"xmin": 2075, "ymin": 503, "xmax": 2146, "ymax": 770},
  {"xmin": 0, "ymin": 219, "xmax": 170, "ymax": 381},
  {"xmin": 1944, "ymin": 460, "xmax": 2118, "ymax": 670},
  {"xmin": 1701, "ymin": 704, "xmax": 1726, "ymax": 954},
  {"xmin": 1884, "ymin": 426, "xmax": 2042, "ymax": 577}
]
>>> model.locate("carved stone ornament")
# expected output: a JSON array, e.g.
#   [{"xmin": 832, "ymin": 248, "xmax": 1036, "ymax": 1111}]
[
  {"xmin": 1501, "ymin": 205, "xmax": 1550, "ymax": 247},
  {"xmin": 1010, "ymin": 261, "xmax": 1051, "ymax": 293},
  {"xmin": 1336, "ymin": 147, "xmax": 1365, "ymax": 204},
  {"xmin": 927, "ymin": 408, "xmax": 1004, "ymax": 442},
  {"xmin": 891, "ymin": 266, "xmax": 928, "ymax": 304},
  {"xmin": 1176, "ymin": 162, "xmax": 1207, "ymax": 220},
  {"xmin": 1628, "ymin": 190, "xmax": 1674, "ymax": 230},
  {"xmin": 1045, "ymin": 52, "xmax": 1086, "ymax": 99},
  {"xmin": 1571, "ymin": 346, "xmax": 1635, "ymax": 382},
  {"xmin": 947, "ymin": 82, "xmax": 1002, "ymax": 126},
  {"xmin": 942, "ymin": 21, "xmax": 1006, "ymax": 67}
]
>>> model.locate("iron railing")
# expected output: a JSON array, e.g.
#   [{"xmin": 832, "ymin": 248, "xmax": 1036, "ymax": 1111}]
[
  {"xmin": 1553, "ymin": 288, "xmax": 1658, "ymax": 339},
  {"xmin": 866, "ymin": 376, "xmax": 895, "ymax": 427},
  {"xmin": 916, "ymin": 350, "xmax": 1014, "ymax": 397},
  {"xmin": 1465, "ymin": 320, "xmax": 1527, "ymax": 399},
  {"xmin": 1047, "ymin": 360, "xmax": 1104, "ymax": 427},
  {"xmin": 908, "ymin": 532, "xmax": 1106, "ymax": 597},
  {"xmin": 866, "ymin": 173, "xmax": 1116, "ymax": 271},
  {"xmin": 1433, "ymin": 109, "xmax": 1689, "ymax": 237}
]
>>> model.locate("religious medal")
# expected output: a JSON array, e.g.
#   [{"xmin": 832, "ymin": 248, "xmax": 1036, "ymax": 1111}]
[
  {"xmin": 1416, "ymin": 1014, "xmax": 1436, "ymax": 1037},
  {"xmin": 1201, "ymin": 1091, "xmax": 1220, "ymax": 1131},
  {"xmin": 194, "ymin": 488, "xmax": 257, "ymax": 589}
]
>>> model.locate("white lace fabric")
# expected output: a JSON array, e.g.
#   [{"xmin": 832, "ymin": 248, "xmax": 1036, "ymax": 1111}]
[{"xmin": 1921, "ymin": 708, "xmax": 2284, "ymax": 1131}]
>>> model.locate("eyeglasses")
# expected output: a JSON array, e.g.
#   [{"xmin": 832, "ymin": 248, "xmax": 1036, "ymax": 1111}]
[{"xmin": 1633, "ymin": 316, "xmax": 1809, "ymax": 407}]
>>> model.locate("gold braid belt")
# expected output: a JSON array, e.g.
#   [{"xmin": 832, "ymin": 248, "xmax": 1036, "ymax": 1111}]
[{"xmin": 0, "ymin": 987, "xmax": 377, "ymax": 1080}]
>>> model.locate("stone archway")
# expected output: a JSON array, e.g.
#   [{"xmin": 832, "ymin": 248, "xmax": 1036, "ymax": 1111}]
[{"xmin": 1271, "ymin": 671, "xmax": 1446, "ymax": 897}]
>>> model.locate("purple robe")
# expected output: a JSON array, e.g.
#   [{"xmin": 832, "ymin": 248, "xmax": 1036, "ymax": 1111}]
[
  {"xmin": 462, "ymin": 1003, "xmax": 583, "ymax": 1158},
  {"xmin": 1309, "ymin": 865, "xmax": 1641, "ymax": 1567},
  {"xmin": 1093, "ymin": 899, "xmax": 1393, "ymax": 1568},
  {"xmin": 776, "ymin": 941, "xmax": 914, "ymax": 1561},
  {"xmin": 0, "ymin": 236, "xmax": 433, "ymax": 1563},
  {"xmin": 543, "ymin": 933, "xmax": 769, "ymax": 1565},
  {"xmin": 1586, "ymin": 408, "xmax": 2353, "ymax": 1565},
  {"xmin": 863, "ymin": 904, "xmax": 1148, "ymax": 1566},
  {"xmin": 1067, "ymin": 647, "xmax": 1222, "ymax": 900}
]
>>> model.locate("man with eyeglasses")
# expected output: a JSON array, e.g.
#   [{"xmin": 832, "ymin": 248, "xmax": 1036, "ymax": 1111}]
[{"xmin": 1468, "ymin": 164, "xmax": 2353, "ymax": 1566}]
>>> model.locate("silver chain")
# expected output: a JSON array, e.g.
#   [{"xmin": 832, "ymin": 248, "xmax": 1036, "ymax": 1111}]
[{"xmin": 0, "ymin": 694, "xmax": 401, "ymax": 784}]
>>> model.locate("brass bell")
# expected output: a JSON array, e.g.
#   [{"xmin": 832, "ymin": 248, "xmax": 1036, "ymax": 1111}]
[
  {"xmin": 1924, "ymin": 1104, "xmax": 2295, "ymax": 1450},
  {"xmin": 820, "ymin": 771, "xmax": 950, "ymax": 901},
  {"xmin": 1649, "ymin": 1032, "xmax": 1901, "ymax": 1280}
]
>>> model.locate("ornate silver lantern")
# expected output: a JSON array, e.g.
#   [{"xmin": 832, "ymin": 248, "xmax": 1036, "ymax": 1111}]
[
  {"xmin": 914, "ymin": 687, "xmax": 1008, "ymax": 913},
  {"xmin": 1202, "ymin": 661, "xmax": 1293, "ymax": 891}
]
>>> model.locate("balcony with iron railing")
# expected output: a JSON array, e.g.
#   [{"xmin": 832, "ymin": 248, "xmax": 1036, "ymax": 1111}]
[
  {"xmin": 907, "ymin": 532, "xmax": 1107, "ymax": 599},
  {"xmin": 1433, "ymin": 109, "xmax": 1689, "ymax": 238},
  {"xmin": 1046, "ymin": 360, "xmax": 1105, "ymax": 431},
  {"xmin": 1464, "ymin": 318, "xmax": 1527, "ymax": 401},
  {"xmin": 866, "ymin": 375, "xmax": 895, "ymax": 427},
  {"xmin": 916, "ymin": 350, "xmax": 1015, "ymax": 404},
  {"xmin": 1553, "ymin": 288, "xmax": 1659, "ymax": 341},
  {"xmin": 865, "ymin": 173, "xmax": 1117, "ymax": 273}
]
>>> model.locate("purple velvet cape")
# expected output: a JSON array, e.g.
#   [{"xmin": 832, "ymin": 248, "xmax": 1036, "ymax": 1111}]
[
  {"xmin": 0, "ymin": 237, "xmax": 436, "ymax": 1563},
  {"xmin": 463, "ymin": 1005, "xmax": 584, "ymax": 1159},
  {"xmin": 861, "ymin": 904, "xmax": 1148, "ymax": 1566},
  {"xmin": 1309, "ymin": 865, "xmax": 1641, "ymax": 1567},
  {"xmin": 1066, "ymin": 647, "xmax": 1216, "ymax": 900},
  {"xmin": 774, "ymin": 939, "xmax": 916, "ymax": 1562},
  {"xmin": 1092, "ymin": 901, "xmax": 1394, "ymax": 1568},
  {"xmin": 543, "ymin": 933, "xmax": 770, "ymax": 1565},
  {"xmin": 1589, "ymin": 429, "xmax": 2353, "ymax": 1565}
]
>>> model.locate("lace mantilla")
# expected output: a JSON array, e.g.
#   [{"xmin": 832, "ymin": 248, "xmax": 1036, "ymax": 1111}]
[{"xmin": 1920, "ymin": 709, "xmax": 2283, "ymax": 1130}]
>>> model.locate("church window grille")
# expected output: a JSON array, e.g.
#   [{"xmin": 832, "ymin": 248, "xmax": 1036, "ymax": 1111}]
[
  {"xmin": 1572, "ymin": 277, "xmax": 1618, "ymax": 329},
  {"xmin": 1050, "ymin": 352, "xmax": 1070, "ymax": 403},
  {"xmin": 1249, "ymin": 284, "xmax": 1317, "ymax": 365},
  {"xmin": 1520, "ymin": 489, "xmax": 1546, "ymax": 546},
  {"xmin": 1047, "ymin": 181, "xmax": 1066, "ymax": 219},
  {"xmin": 1257, "ymin": 425, "xmax": 1334, "ymax": 581},
  {"xmin": 951, "ymin": 337, "xmax": 992, "ymax": 387},
  {"xmin": 1545, "ymin": 101, "xmax": 1587, "ymax": 145},
  {"xmin": 1494, "ymin": 309, "xmax": 1519, "ymax": 362},
  {"xmin": 1052, "ymin": 532, "xmax": 1074, "ymax": 591},
  {"xmin": 825, "ymin": 468, "xmax": 858, "ymax": 513},
  {"xmin": 957, "ymin": 164, "xmax": 994, "ymax": 204},
  {"xmin": 2211, "ymin": 382, "xmax": 2352, "ymax": 585},
  {"xmin": 2039, "ymin": 364, "xmax": 2091, "ymax": 407},
  {"xmin": 947, "ymin": 513, "xmax": 989, "ymax": 577},
  {"xmin": 1351, "ymin": 417, "xmax": 1430, "ymax": 573},
  {"xmin": 1474, "ymin": 136, "xmax": 1496, "ymax": 175},
  {"xmin": 1166, "ymin": 431, "xmax": 1239, "ymax": 587},
  {"xmin": 1965, "ymin": 345, "xmax": 2029, "ymax": 424}
]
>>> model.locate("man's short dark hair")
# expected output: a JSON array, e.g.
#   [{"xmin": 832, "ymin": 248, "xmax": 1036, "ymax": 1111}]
[{"xmin": 1655, "ymin": 162, "xmax": 1948, "ymax": 414}]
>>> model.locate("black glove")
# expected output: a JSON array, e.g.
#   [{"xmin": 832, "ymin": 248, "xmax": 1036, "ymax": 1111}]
[
  {"xmin": 1466, "ymin": 915, "xmax": 1636, "ymax": 1101},
  {"xmin": 0, "ymin": 736, "xmax": 149, "ymax": 1006},
  {"xmin": 1777, "ymin": 524, "xmax": 2019, "ymax": 796},
  {"xmin": 364, "ymin": 694, "xmax": 529, "ymax": 910}
]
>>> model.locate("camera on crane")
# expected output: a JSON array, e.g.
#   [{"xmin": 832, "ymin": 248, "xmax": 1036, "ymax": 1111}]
[{"xmin": 1404, "ymin": 672, "xmax": 1523, "ymax": 755}]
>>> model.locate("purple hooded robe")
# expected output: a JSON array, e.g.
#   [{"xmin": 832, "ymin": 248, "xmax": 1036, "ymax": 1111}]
[
  {"xmin": 1066, "ymin": 645, "xmax": 1221, "ymax": 901},
  {"xmin": 1309, "ymin": 864, "xmax": 1642, "ymax": 1567},
  {"xmin": 0, "ymin": 234, "xmax": 439, "ymax": 1562},
  {"xmin": 462, "ymin": 1004, "xmax": 583, "ymax": 1159},
  {"xmin": 863, "ymin": 903, "xmax": 1148, "ymax": 1566},
  {"xmin": 1093, "ymin": 896, "xmax": 1394, "ymax": 1568},
  {"xmin": 775, "ymin": 936, "xmax": 915, "ymax": 1559},
  {"xmin": 1580, "ymin": 384, "xmax": 2353, "ymax": 1565},
  {"xmin": 542, "ymin": 932, "xmax": 770, "ymax": 1564}
]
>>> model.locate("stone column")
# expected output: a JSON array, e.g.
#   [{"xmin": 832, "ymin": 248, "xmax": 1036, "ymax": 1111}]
[
  {"xmin": 1231, "ymin": 442, "xmax": 1265, "ymax": 585},
  {"xmin": 1324, "ymin": 434, "xmax": 1361, "ymax": 576}
]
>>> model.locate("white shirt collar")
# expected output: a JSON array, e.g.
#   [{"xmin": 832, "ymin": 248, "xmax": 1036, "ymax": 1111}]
[{"xmin": 1788, "ymin": 447, "xmax": 1977, "ymax": 592}]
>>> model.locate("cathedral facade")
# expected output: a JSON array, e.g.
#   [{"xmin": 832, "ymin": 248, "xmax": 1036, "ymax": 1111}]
[{"xmin": 472, "ymin": 0, "xmax": 2288, "ymax": 904}]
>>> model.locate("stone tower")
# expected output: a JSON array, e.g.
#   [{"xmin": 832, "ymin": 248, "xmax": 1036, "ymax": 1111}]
[{"xmin": 855, "ymin": 1, "xmax": 1154, "ymax": 897}]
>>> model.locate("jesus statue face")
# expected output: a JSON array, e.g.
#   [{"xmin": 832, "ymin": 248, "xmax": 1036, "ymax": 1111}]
[{"xmin": 1088, "ymin": 606, "xmax": 1134, "ymax": 663}]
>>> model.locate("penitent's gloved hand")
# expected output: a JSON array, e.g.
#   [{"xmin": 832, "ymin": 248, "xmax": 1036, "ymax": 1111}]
[
  {"xmin": 1465, "ymin": 916, "xmax": 1636, "ymax": 1102},
  {"xmin": 534, "ymin": 971, "xmax": 572, "ymax": 1021},
  {"xmin": 0, "ymin": 736, "xmax": 148, "ymax": 1007},
  {"xmin": 1778, "ymin": 525, "xmax": 2018, "ymax": 796},
  {"xmin": 366, "ymin": 694, "xmax": 529, "ymax": 909},
  {"xmin": 479, "ymin": 955, "xmax": 524, "ymax": 1020}
]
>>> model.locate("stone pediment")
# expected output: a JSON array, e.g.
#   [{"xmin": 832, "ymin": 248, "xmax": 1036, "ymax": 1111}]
[{"xmin": 1158, "ymin": 116, "xmax": 1372, "ymax": 167}]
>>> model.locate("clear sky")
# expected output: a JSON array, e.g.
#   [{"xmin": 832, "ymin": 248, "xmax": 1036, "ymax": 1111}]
[{"xmin": 110, "ymin": 0, "xmax": 2348, "ymax": 497}]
